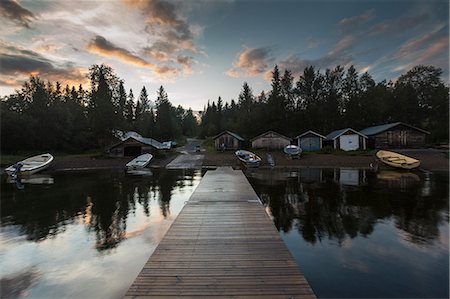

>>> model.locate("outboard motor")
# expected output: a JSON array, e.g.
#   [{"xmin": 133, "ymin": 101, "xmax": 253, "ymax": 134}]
[{"xmin": 11, "ymin": 162, "xmax": 23, "ymax": 179}]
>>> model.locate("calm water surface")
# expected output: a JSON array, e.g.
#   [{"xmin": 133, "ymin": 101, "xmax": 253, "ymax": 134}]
[
  {"xmin": 1, "ymin": 167, "xmax": 448, "ymax": 298},
  {"xmin": 246, "ymin": 168, "xmax": 449, "ymax": 298},
  {"xmin": 1, "ymin": 169, "xmax": 203, "ymax": 299}
]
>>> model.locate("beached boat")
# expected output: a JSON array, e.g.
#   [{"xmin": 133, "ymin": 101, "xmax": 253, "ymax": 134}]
[
  {"xmin": 284, "ymin": 145, "xmax": 302, "ymax": 158},
  {"xmin": 5, "ymin": 153, "xmax": 54, "ymax": 176},
  {"xmin": 235, "ymin": 150, "xmax": 261, "ymax": 167},
  {"xmin": 126, "ymin": 153, "xmax": 153, "ymax": 170},
  {"xmin": 376, "ymin": 150, "xmax": 420, "ymax": 170}
]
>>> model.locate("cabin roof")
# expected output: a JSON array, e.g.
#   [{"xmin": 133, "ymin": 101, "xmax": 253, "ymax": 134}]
[
  {"xmin": 213, "ymin": 130, "xmax": 245, "ymax": 141},
  {"xmin": 109, "ymin": 131, "xmax": 168, "ymax": 149},
  {"xmin": 251, "ymin": 130, "xmax": 291, "ymax": 141},
  {"xmin": 360, "ymin": 122, "xmax": 430, "ymax": 136},
  {"xmin": 326, "ymin": 128, "xmax": 368, "ymax": 140},
  {"xmin": 295, "ymin": 130, "xmax": 326, "ymax": 139}
]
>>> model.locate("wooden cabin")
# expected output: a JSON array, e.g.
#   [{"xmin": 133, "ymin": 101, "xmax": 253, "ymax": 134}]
[
  {"xmin": 213, "ymin": 130, "xmax": 244, "ymax": 150},
  {"xmin": 108, "ymin": 131, "xmax": 167, "ymax": 157},
  {"xmin": 325, "ymin": 128, "xmax": 368, "ymax": 151},
  {"xmin": 360, "ymin": 122, "xmax": 430, "ymax": 148},
  {"xmin": 251, "ymin": 131, "xmax": 291, "ymax": 150},
  {"xmin": 295, "ymin": 130, "xmax": 326, "ymax": 151}
]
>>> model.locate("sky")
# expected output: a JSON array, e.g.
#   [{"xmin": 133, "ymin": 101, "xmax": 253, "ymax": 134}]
[{"xmin": 0, "ymin": 0, "xmax": 448, "ymax": 110}]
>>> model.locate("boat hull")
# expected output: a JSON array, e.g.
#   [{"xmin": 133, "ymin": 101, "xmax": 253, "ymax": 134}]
[
  {"xmin": 284, "ymin": 145, "xmax": 302, "ymax": 158},
  {"xmin": 5, "ymin": 153, "xmax": 54, "ymax": 176},
  {"xmin": 235, "ymin": 150, "xmax": 262, "ymax": 167},
  {"xmin": 376, "ymin": 150, "xmax": 420, "ymax": 170},
  {"xmin": 126, "ymin": 154, "xmax": 153, "ymax": 170}
]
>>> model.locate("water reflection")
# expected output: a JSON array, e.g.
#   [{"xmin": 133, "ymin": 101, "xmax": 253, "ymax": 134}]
[
  {"xmin": 0, "ymin": 267, "xmax": 42, "ymax": 299},
  {"xmin": 246, "ymin": 168, "xmax": 449, "ymax": 298},
  {"xmin": 1, "ymin": 169, "xmax": 200, "ymax": 251},
  {"xmin": 246, "ymin": 168, "xmax": 449, "ymax": 246}
]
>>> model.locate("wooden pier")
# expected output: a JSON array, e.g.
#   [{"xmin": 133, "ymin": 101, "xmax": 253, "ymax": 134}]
[{"xmin": 126, "ymin": 167, "xmax": 316, "ymax": 298}]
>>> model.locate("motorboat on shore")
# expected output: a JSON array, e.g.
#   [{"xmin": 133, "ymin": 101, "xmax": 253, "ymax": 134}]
[
  {"xmin": 235, "ymin": 150, "xmax": 261, "ymax": 167},
  {"xmin": 284, "ymin": 145, "xmax": 302, "ymax": 158},
  {"xmin": 126, "ymin": 153, "xmax": 153, "ymax": 170},
  {"xmin": 5, "ymin": 153, "xmax": 54, "ymax": 176},
  {"xmin": 376, "ymin": 150, "xmax": 420, "ymax": 170}
]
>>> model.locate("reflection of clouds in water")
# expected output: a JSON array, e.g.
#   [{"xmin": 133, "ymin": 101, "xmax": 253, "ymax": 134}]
[
  {"xmin": 395, "ymin": 220, "xmax": 449, "ymax": 254},
  {"xmin": 0, "ymin": 267, "xmax": 42, "ymax": 299}
]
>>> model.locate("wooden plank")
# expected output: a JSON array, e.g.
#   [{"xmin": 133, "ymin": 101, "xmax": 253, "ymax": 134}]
[{"xmin": 126, "ymin": 167, "xmax": 316, "ymax": 298}]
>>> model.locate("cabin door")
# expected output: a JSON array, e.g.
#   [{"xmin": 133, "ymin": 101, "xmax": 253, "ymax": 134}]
[
  {"xmin": 400, "ymin": 130, "xmax": 408, "ymax": 147},
  {"xmin": 340, "ymin": 135, "xmax": 359, "ymax": 151}
]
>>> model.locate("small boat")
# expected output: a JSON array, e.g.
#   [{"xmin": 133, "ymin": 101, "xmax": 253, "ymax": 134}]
[
  {"xmin": 235, "ymin": 150, "xmax": 261, "ymax": 167},
  {"xmin": 376, "ymin": 150, "xmax": 420, "ymax": 170},
  {"xmin": 126, "ymin": 153, "xmax": 153, "ymax": 170},
  {"xmin": 5, "ymin": 153, "xmax": 54, "ymax": 176},
  {"xmin": 284, "ymin": 145, "xmax": 302, "ymax": 158}
]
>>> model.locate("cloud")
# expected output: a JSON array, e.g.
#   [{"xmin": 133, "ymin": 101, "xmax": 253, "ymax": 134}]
[
  {"xmin": 143, "ymin": 41, "xmax": 177, "ymax": 62},
  {"xmin": 0, "ymin": 0, "xmax": 36, "ymax": 28},
  {"xmin": 415, "ymin": 36, "xmax": 449, "ymax": 65},
  {"xmin": 369, "ymin": 13, "xmax": 430, "ymax": 36},
  {"xmin": 226, "ymin": 46, "xmax": 274, "ymax": 78},
  {"xmin": 0, "ymin": 41, "xmax": 87, "ymax": 88},
  {"xmin": 123, "ymin": 0, "xmax": 199, "ymax": 53},
  {"xmin": 395, "ymin": 26, "xmax": 448, "ymax": 60},
  {"xmin": 177, "ymin": 55, "xmax": 195, "ymax": 74},
  {"xmin": 339, "ymin": 9, "xmax": 374, "ymax": 32},
  {"xmin": 87, "ymin": 35, "xmax": 181, "ymax": 78},
  {"xmin": 87, "ymin": 35, "xmax": 155, "ymax": 68}
]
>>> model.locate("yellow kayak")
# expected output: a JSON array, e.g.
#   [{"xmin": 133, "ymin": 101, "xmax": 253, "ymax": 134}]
[{"xmin": 376, "ymin": 150, "xmax": 420, "ymax": 170}]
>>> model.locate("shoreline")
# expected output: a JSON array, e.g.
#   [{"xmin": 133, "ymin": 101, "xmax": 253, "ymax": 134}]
[{"xmin": 1, "ymin": 149, "xmax": 448, "ymax": 174}]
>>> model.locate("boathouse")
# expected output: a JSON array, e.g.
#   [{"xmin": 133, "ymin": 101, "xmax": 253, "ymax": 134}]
[
  {"xmin": 213, "ymin": 130, "xmax": 244, "ymax": 150},
  {"xmin": 295, "ymin": 130, "xmax": 326, "ymax": 151},
  {"xmin": 325, "ymin": 128, "xmax": 368, "ymax": 151},
  {"xmin": 251, "ymin": 131, "xmax": 291, "ymax": 150},
  {"xmin": 108, "ymin": 131, "xmax": 168, "ymax": 157},
  {"xmin": 360, "ymin": 122, "xmax": 430, "ymax": 148}
]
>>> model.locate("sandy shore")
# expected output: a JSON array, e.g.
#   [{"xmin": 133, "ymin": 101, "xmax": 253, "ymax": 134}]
[{"xmin": 4, "ymin": 149, "xmax": 447, "ymax": 173}]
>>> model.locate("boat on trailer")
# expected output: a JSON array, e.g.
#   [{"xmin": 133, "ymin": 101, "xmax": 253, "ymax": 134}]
[
  {"xmin": 284, "ymin": 145, "xmax": 302, "ymax": 158},
  {"xmin": 5, "ymin": 153, "xmax": 54, "ymax": 176},
  {"xmin": 376, "ymin": 150, "xmax": 420, "ymax": 170},
  {"xmin": 126, "ymin": 153, "xmax": 153, "ymax": 170},
  {"xmin": 235, "ymin": 150, "xmax": 261, "ymax": 167}
]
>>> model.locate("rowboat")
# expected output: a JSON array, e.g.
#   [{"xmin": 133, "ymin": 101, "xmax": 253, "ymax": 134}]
[
  {"xmin": 126, "ymin": 153, "xmax": 153, "ymax": 170},
  {"xmin": 376, "ymin": 150, "xmax": 420, "ymax": 170},
  {"xmin": 284, "ymin": 145, "xmax": 302, "ymax": 158},
  {"xmin": 5, "ymin": 153, "xmax": 54, "ymax": 176},
  {"xmin": 235, "ymin": 150, "xmax": 261, "ymax": 167}
]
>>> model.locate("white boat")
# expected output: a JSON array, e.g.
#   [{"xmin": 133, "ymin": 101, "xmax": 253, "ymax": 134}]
[
  {"xmin": 235, "ymin": 150, "xmax": 261, "ymax": 167},
  {"xmin": 5, "ymin": 153, "xmax": 54, "ymax": 176},
  {"xmin": 126, "ymin": 153, "xmax": 153, "ymax": 170},
  {"xmin": 284, "ymin": 145, "xmax": 302, "ymax": 158}
]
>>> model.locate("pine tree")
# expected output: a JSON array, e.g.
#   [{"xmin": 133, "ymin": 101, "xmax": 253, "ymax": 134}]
[{"xmin": 124, "ymin": 89, "xmax": 135, "ymax": 126}]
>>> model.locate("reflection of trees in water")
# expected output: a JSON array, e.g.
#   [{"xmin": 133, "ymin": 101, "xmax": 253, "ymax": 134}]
[
  {"xmin": 248, "ymin": 169, "xmax": 449, "ymax": 246},
  {"xmin": 1, "ymin": 169, "xmax": 198, "ymax": 251}
]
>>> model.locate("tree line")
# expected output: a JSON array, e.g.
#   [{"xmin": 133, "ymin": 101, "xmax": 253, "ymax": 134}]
[
  {"xmin": 1, "ymin": 63, "xmax": 448, "ymax": 153},
  {"xmin": 200, "ymin": 65, "xmax": 449, "ymax": 143},
  {"xmin": 1, "ymin": 64, "xmax": 198, "ymax": 153}
]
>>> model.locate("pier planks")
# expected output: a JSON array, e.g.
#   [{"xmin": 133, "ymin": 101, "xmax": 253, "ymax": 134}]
[{"xmin": 125, "ymin": 167, "xmax": 315, "ymax": 298}]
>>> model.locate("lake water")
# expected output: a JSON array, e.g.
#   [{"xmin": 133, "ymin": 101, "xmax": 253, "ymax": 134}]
[
  {"xmin": 1, "ymin": 167, "xmax": 448, "ymax": 298},
  {"xmin": 246, "ymin": 168, "xmax": 449, "ymax": 298},
  {"xmin": 0, "ymin": 169, "xmax": 203, "ymax": 299}
]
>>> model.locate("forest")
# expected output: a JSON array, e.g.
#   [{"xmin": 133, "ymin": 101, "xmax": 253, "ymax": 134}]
[{"xmin": 1, "ymin": 63, "xmax": 448, "ymax": 153}]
